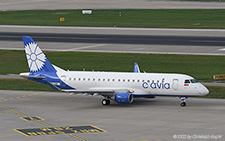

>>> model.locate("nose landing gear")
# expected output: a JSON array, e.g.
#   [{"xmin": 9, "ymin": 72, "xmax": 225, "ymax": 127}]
[{"xmin": 180, "ymin": 97, "xmax": 187, "ymax": 107}]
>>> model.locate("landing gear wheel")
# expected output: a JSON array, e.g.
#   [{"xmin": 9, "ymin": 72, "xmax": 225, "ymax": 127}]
[
  {"xmin": 180, "ymin": 102, "xmax": 186, "ymax": 107},
  {"xmin": 102, "ymin": 99, "xmax": 110, "ymax": 105}
]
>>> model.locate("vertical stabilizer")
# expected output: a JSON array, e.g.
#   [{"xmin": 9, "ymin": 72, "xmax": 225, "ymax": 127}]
[{"xmin": 22, "ymin": 36, "xmax": 56, "ymax": 74}]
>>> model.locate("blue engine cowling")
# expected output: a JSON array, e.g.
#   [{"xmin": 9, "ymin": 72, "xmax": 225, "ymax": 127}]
[{"xmin": 115, "ymin": 92, "xmax": 133, "ymax": 104}]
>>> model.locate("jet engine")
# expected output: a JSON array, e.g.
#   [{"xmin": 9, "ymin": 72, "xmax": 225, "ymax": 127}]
[{"xmin": 115, "ymin": 92, "xmax": 133, "ymax": 104}]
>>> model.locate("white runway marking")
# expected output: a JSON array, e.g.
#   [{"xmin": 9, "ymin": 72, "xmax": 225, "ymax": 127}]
[
  {"xmin": 1, "ymin": 25, "xmax": 225, "ymax": 56},
  {"xmin": 1, "ymin": 47, "xmax": 225, "ymax": 56},
  {"xmin": 64, "ymin": 44, "xmax": 107, "ymax": 51}
]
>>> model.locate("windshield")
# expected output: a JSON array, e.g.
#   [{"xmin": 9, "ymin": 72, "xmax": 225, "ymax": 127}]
[{"xmin": 190, "ymin": 79, "xmax": 198, "ymax": 83}]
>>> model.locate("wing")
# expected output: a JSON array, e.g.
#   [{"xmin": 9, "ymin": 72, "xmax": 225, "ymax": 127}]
[{"xmin": 63, "ymin": 88, "xmax": 133, "ymax": 97}]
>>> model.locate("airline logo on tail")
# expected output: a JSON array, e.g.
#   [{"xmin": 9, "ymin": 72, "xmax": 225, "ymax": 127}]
[
  {"xmin": 23, "ymin": 36, "xmax": 56, "ymax": 73},
  {"xmin": 24, "ymin": 42, "xmax": 46, "ymax": 72}
]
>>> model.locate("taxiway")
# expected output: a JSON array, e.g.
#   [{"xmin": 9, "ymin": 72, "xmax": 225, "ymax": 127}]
[{"xmin": 0, "ymin": 90, "xmax": 224, "ymax": 141}]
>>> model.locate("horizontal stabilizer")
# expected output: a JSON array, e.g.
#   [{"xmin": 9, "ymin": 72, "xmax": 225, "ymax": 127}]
[{"xmin": 19, "ymin": 72, "xmax": 45, "ymax": 79}]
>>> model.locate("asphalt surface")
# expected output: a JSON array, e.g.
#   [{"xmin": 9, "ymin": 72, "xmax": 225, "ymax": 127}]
[
  {"xmin": 0, "ymin": 90, "xmax": 224, "ymax": 141},
  {"xmin": 1, "ymin": 25, "xmax": 225, "ymax": 55},
  {"xmin": 1, "ymin": 0, "xmax": 225, "ymax": 10},
  {"xmin": 2, "ymin": 32, "xmax": 225, "ymax": 47}
]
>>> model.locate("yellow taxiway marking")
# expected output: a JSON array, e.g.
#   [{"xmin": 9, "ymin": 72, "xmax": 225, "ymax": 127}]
[
  {"xmin": 69, "ymin": 134, "xmax": 86, "ymax": 141},
  {"xmin": 20, "ymin": 116, "xmax": 45, "ymax": 121},
  {"xmin": 0, "ymin": 92, "xmax": 43, "ymax": 103},
  {"xmin": 14, "ymin": 125, "xmax": 106, "ymax": 137},
  {"xmin": 37, "ymin": 121, "xmax": 52, "ymax": 127},
  {"xmin": 0, "ymin": 111, "xmax": 20, "ymax": 116},
  {"xmin": 0, "ymin": 106, "xmax": 27, "ymax": 117}
]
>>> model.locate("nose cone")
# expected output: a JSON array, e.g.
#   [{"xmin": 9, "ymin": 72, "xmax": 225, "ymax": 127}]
[{"xmin": 200, "ymin": 84, "xmax": 209, "ymax": 96}]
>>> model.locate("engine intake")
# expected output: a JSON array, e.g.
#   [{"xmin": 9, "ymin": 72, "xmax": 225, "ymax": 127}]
[{"xmin": 115, "ymin": 92, "xmax": 133, "ymax": 104}]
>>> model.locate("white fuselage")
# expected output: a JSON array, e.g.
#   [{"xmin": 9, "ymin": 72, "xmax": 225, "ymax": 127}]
[{"xmin": 57, "ymin": 71, "xmax": 209, "ymax": 97}]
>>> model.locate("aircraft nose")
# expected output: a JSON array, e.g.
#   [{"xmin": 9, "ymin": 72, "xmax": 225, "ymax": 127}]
[{"xmin": 200, "ymin": 85, "xmax": 209, "ymax": 95}]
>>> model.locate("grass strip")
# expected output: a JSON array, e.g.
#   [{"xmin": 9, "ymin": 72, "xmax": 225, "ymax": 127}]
[
  {"xmin": 1, "ymin": 50, "xmax": 225, "ymax": 82},
  {"xmin": 1, "ymin": 9, "xmax": 225, "ymax": 28},
  {"xmin": 202, "ymin": 86, "xmax": 225, "ymax": 98},
  {"xmin": 0, "ymin": 79, "xmax": 52, "ymax": 91}
]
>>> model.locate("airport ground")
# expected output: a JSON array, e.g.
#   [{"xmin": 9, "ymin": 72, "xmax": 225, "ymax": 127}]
[
  {"xmin": 1, "ymin": 24, "xmax": 225, "ymax": 141},
  {"xmin": 1, "ymin": 0, "xmax": 225, "ymax": 10},
  {"xmin": 1, "ymin": 25, "xmax": 225, "ymax": 56},
  {"xmin": 0, "ymin": 90, "xmax": 225, "ymax": 141},
  {"xmin": 1, "ymin": 1, "xmax": 225, "ymax": 140}
]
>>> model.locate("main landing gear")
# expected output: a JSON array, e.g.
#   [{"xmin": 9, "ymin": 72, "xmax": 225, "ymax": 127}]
[
  {"xmin": 102, "ymin": 99, "xmax": 110, "ymax": 106},
  {"xmin": 180, "ymin": 97, "xmax": 187, "ymax": 107}
]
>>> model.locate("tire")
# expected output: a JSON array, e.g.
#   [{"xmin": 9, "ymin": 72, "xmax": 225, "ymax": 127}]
[
  {"xmin": 180, "ymin": 102, "xmax": 186, "ymax": 107},
  {"xmin": 102, "ymin": 99, "xmax": 110, "ymax": 105}
]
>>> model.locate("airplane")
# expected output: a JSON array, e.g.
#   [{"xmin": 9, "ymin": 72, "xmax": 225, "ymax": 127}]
[{"xmin": 20, "ymin": 36, "xmax": 209, "ymax": 107}]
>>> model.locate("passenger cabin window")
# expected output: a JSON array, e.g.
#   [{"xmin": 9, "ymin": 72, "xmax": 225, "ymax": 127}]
[{"xmin": 185, "ymin": 80, "xmax": 190, "ymax": 84}]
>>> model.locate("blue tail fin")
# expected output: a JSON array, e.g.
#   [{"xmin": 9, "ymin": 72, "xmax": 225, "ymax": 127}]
[{"xmin": 22, "ymin": 36, "xmax": 56, "ymax": 74}]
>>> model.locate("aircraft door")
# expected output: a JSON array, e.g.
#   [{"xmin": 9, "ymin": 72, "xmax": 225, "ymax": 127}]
[{"xmin": 172, "ymin": 79, "xmax": 178, "ymax": 90}]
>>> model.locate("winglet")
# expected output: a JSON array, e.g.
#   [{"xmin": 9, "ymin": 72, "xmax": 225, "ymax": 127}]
[{"xmin": 133, "ymin": 63, "xmax": 140, "ymax": 73}]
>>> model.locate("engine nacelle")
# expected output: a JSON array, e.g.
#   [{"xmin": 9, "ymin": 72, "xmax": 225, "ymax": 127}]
[{"xmin": 115, "ymin": 93, "xmax": 133, "ymax": 104}]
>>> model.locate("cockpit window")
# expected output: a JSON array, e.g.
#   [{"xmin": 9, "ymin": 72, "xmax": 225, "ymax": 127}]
[
  {"xmin": 190, "ymin": 79, "xmax": 198, "ymax": 83},
  {"xmin": 184, "ymin": 80, "xmax": 190, "ymax": 84}
]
